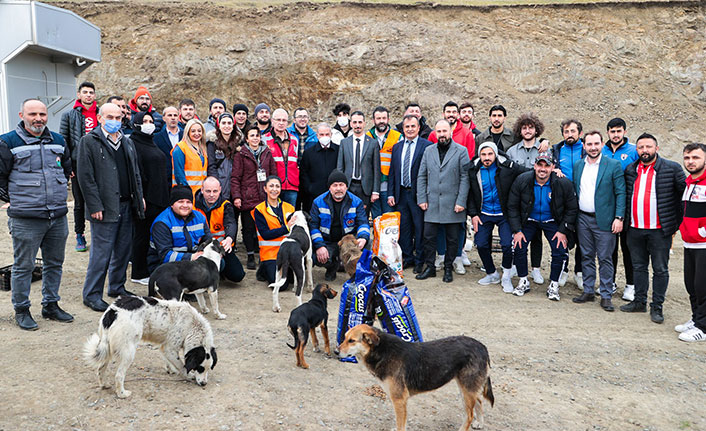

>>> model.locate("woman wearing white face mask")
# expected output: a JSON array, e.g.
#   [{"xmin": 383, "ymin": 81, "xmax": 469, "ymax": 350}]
[
  {"xmin": 331, "ymin": 102, "xmax": 353, "ymax": 145},
  {"xmin": 129, "ymin": 111, "xmax": 171, "ymax": 284}
]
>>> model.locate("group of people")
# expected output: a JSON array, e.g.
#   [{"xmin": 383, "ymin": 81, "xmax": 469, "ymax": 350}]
[{"xmin": 1, "ymin": 82, "xmax": 704, "ymax": 344}]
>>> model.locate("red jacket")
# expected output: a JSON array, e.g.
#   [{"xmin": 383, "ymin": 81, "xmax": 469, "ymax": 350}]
[
  {"xmin": 680, "ymin": 171, "xmax": 706, "ymax": 248},
  {"xmin": 74, "ymin": 99, "xmax": 98, "ymax": 134},
  {"xmin": 263, "ymin": 131, "xmax": 299, "ymax": 191},
  {"xmin": 429, "ymin": 123, "xmax": 476, "ymax": 159}
]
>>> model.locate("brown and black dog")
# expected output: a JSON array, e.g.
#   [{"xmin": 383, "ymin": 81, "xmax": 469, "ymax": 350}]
[
  {"xmin": 338, "ymin": 234, "xmax": 362, "ymax": 278},
  {"xmin": 339, "ymin": 324, "xmax": 494, "ymax": 430},
  {"xmin": 286, "ymin": 284, "xmax": 338, "ymax": 369}
]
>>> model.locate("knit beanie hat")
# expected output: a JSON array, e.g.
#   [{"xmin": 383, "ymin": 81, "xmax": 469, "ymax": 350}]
[
  {"xmin": 209, "ymin": 98, "xmax": 226, "ymax": 110},
  {"xmin": 218, "ymin": 112, "xmax": 234, "ymax": 123},
  {"xmin": 170, "ymin": 185, "xmax": 194, "ymax": 205},
  {"xmin": 327, "ymin": 170, "xmax": 348, "ymax": 188},
  {"xmin": 254, "ymin": 103, "xmax": 271, "ymax": 116},
  {"xmin": 477, "ymin": 141, "xmax": 498, "ymax": 156},
  {"xmin": 133, "ymin": 86, "xmax": 151, "ymax": 101},
  {"xmin": 232, "ymin": 104, "xmax": 249, "ymax": 116}
]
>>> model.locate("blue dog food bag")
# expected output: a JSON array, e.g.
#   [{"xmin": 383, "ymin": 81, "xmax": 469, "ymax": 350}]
[
  {"xmin": 372, "ymin": 258, "xmax": 423, "ymax": 343},
  {"xmin": 337, "ymin": 250, "xmax": 375, "ymax": 359}
]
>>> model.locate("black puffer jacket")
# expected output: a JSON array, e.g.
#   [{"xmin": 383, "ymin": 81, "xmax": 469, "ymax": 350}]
[
  {"xmin": 507, "ymin": 171, "xmax": 578, "ymax": 239},
  {"xmin": 59, "ymin": 104, "xmax": 93, "ymax": 164},
  {"xmin": 467, "ymin": 154, "xmax": 526, "ymax": 217},
  {"xmin": 624, "ymin": 155, "xmax": 686, "ymax": 236}
]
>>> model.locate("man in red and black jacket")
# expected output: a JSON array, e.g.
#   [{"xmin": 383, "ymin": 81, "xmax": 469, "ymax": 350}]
[{"xmin": 677, "ymin": 142, "xmax": 706, "ymax": 342}]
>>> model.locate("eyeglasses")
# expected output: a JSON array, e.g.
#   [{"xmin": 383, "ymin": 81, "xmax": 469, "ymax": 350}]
[{"xmin": 295, "ymin": 115, "xmax": 309, "ymax": 119}]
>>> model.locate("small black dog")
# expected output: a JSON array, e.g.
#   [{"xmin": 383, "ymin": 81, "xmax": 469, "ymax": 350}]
[
  {"xmin": 148, "ymin": 239, "xmax": 227, "ymax": 319},
  {"xmin": 287, "ymin": 283, "xmax": 338, "ymax": 369}
]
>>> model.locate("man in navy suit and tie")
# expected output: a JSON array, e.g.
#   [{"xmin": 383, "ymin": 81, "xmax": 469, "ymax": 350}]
[
  {"xmin": 388, "ymin": 115, "xmax": 432, "ymax": 274},
  {"xmin": 153, "ymin": 106, "xmax": 183, "ymax": 158}
]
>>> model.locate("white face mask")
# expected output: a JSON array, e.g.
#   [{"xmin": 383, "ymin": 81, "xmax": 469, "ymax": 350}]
[
  {"xmin": 140, "ymin": 123, "xmax": 156, "ymax": 135},
  {"xmin": 337, "ymin": 116, "xmax": 349, "ymax": 127},
  {"xmin": 319, "ymin": 136, "xmax": 331, "ymax": 147}
]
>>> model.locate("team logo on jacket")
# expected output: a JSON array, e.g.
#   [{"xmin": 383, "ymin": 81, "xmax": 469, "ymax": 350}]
[
  {"xmin": 346, "ymin": 219, "xmax": 354, "ymax": 226},
  {"xmin": 214, "ymin": 223, "xmax": 223, "ymax": 231},
  {"xmin": 621, "ymin": 154, "xmax": 628, "ymax": 160}
]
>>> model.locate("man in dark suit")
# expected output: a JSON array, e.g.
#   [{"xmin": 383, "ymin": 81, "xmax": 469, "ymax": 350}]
[
  {"xmin": 153, "ymin": 106, "xmax": 183, "ymax": 158},
  {"xmin": 572, "ymin": 130, "xmax": 626, "ymax": 312},
  {"xmin": 300, "ymin": 123, "xmax": 339, "ymax": 212},
  {"xmin": 388, "ymin": 115, "xmax": 432, "ymax": 273},
  {"xmin": 337, "ymin": 111, "xmax": 380, "ymax": 213}
]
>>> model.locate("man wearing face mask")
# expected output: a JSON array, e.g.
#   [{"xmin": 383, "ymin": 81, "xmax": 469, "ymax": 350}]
[
  {"xmin": 367, "ymin": 106, "xmax": 401, "ymax": 219},
  {"xmin": 331, "ymin": 103, "xmax": 353, "ymax": 145},
  {"xmin": 78, "ymin": 103, "xmax": 145, "ymax": 312},
  {"xmin": 0, "ymin": 99, "xmax": 74, "ymax": 330},
  {"xmin": 107, "ymin": 96, "xmax": 133, "ymax": 136},
  {"xmin": 127, "ymin": 86, "xmax": 163, "ymax": 133},
  {"xmin": 300, "ymin": 123, "xmax": 339, "ymax": 212},
  {"xmin": 254, "ymin": 103, "xmax": 272, "ymax": 135}
]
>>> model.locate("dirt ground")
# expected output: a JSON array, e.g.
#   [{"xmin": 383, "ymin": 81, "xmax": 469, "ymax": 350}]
[{"xmin": 0, "ymin": 205, "xmax": 704, "ymax": 431}]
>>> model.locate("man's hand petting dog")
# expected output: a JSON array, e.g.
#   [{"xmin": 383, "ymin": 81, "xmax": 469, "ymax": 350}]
[
  {"xmin": 220, "ymin": 237, "xmax": 233, "ymax": 253},
  {"xmin": 316, "ymin": 246, "xmax": 329, "ymax": 264},
  {"xmin": 191, "ymin": 251, "xmax": 204, "ymax": 261}
]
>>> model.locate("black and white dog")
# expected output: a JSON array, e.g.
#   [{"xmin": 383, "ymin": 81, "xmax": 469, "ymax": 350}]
[
  {"xmin": 83, "ymin": 296, "xmax": 217, "ymax": 399},
  {"xmin": 148, "ymin": 238, "xmax": 227, "ymax": 319},
  {"xmin": 270, "ymin": 211, "xmax": 314, "ymax": 313}
]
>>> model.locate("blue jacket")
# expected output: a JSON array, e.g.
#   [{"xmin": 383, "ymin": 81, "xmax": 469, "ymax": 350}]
[
  {"xmin": 387, "ymin": 136, "xmax": 431, "ymax": 204},
  {"xmin": 573, "ymin": 156, "xmax": 626, "ymax": 232},
  {"xmin": 480, "ymin": 162, "xmax": 502, "ymax": 215},
  {"xmin": 553, "ymin": 139, "xmax": 584, "ymax": 182},
  {"xmin": 287, "ymin": 124, "xmax": 318, "ymax": 157},
  {"xmin": 602, "ymin": 138, "xmax": 638, "ymax": 171},
  {"xmin": 148, "ymin": 208, "xmax": 212, "ymax": 270},
  {"xmin": 309, "ymin": 191, "xmax": 370, "ymax": 248},
  {"xmin": 153, "ymin": 126, "xmax": 183, "ymax": 159}
]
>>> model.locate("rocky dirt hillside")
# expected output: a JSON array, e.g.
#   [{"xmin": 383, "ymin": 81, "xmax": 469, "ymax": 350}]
[{"xmin": 57, "ymin": 0, "xmax": 705, "ymax": 154}]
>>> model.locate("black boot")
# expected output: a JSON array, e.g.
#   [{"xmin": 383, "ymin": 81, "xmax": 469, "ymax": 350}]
[
  {"xmin": 246, "ymin": 254, "xmax": 256, "ymax": 270},
  {"xmin": 41, "ymin": 302, "xmax": 74, "ymax": 323},
  {"xmin": 572, "ymin": 292, "xmax": 595, "ymax": 303},
  {"xmin": 15, "ymin": 307, "xmax": 38, "ymax": 331},
  {"xmin": 415, "ymin": 265, "xmax": 436, "ymax": 280},
  {"xmin": 619, "ymin": 300, "xmax": 647, "ymax": 313},
  {"xmin": 324, "ymin": 265, "xmax": 337, "ymax": 281},
  {"xmin": 442, "ymin": 267, "xmax": 453, "ymax": 283},
  {"xmin": 413, "ymin": 263, "xmax": 424, "ymax": 274},
  {"xmin": 650, "ymin": 304, "xmax": 664, "ymax": 324}
]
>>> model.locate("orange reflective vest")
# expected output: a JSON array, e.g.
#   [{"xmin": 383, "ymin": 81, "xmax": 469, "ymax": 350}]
[
  {"xmin": 367, "ymin": 128, "xmax": 401, "ymax": 178},
  {"xmin": 171, "ymin": 140, "xmax": 207, "ymax": 194},
  {"xmin": 251, "ymin": 200, "xmax": 295, "ymax": 261},
  {"xmin": 195, "ymin": 200, "xmax": 227, "ymax": 240}
]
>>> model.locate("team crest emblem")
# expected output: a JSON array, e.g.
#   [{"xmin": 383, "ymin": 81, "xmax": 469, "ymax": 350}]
[
  {"xmin": 621, "ymin": 154, "xmax": 628, "ymax": 160},
  {"xmin": 346, "ymin": 219, "xmax": 354, "ymax": 226}
]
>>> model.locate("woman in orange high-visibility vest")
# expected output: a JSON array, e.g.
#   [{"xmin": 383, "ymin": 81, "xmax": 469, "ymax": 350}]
[
  {"xmin": 252, "ymin": 175, "xmax": 296, "ymax": 284},
  {"xmin": 172, "ymin": 118, "xmax": 208, "ymax": 195}
]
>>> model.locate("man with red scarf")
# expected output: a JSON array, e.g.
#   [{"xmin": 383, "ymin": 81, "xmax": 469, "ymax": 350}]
[{"xmin": 128, "ymin": 86, "xmax": 164, "ymax": 133}]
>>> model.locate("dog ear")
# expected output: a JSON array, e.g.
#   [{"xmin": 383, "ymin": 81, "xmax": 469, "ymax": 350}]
[
  {"xmin": 301, "ymin": 211, "xmax": 311, "ymax": 223},
  {"xmin": 196, "ymin": 237, "xmax": 209, "ymax": 252},
  {"xmin": 362, "ymin": 329, "xmax": 379, "ymax": 347},
  {"xmin": 286, "ymin": 212, "xmax": 294, "ymax": 223},
  {"xmin": 184, "ymin": 346, "xmax": 206, "ymax": 372},
  {"xmin": 210, "ymin": 347, "xmax": 218, "ymax": 369}
]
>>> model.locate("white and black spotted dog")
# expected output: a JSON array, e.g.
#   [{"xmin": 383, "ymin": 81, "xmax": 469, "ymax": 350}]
[
  {"xmin": 270, "ymin": 211, "xmax": 314, "ymax": 313},
  {"xmin": 83, "ymin": 295, "xmax": 217, "ymax": 399},
  {"xmin": 148, "ymin": 238, "xmax": 227, "ymax": 319}
]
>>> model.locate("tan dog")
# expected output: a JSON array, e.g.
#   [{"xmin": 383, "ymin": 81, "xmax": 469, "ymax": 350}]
[
  {"xmin": 339, "ymin": 324, "xmax": 494, "ymax": 430},
  {"xmin": 338, "ymin": 234, "xmax": 362, "ymax": 278}
]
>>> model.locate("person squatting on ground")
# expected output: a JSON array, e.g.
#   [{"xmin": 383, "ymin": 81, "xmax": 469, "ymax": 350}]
[
  {"xmin": 507, "ymin": 153, "xmax": 578, "ymax": 300},
  {"xmin": 0, "ymin": 99, "xmax": 74, "ymax": 330},
  {"xmin": 309, "ymin": 170, "xmax": 370, "ymax": 282}
]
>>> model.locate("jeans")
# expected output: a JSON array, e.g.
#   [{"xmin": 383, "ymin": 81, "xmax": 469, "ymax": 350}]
[
  {"xmin": 82, "ymin": 202, "xmax": 133, "ymax": 301},
  {"xmin": 281, "ymin": 190, "xmax": 298, "ymax": 207},
  {"xmin": 684, "ymin": 248, "xmax": 706, "ymax": 332},
  {"xmin": 71, "ymin": 177, "xmax": 85, "ymax": 235},
  {"xmin": 626, "ymin": 228, "xmax": 671, "ymax": 307},
  {"xmin": 423, "ymin": 222, "xmax": 460, "ymax": 268},
  {"xmin": 475, "ymin": 214, "xmax": 513, "ymax": 274},
  {"xmin": 577, "ymin": 213, "xmax": 616, "ymax": 298},
  {"xmin": 9, "ymin": 216, "xmax": 68, "ymax": 309},
  {"xmin": 370, "ymin": 189, "xmax": 390, "ymax": 220},
  {"xmin": 513, "ymin": 220, "xmax": 567, "ymax": 282}
]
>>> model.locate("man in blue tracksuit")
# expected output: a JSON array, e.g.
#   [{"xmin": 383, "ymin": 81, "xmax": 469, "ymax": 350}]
[
  {"xmin": 552, "ymin": 119, "xmax": 585, "ymax": 287},
  {"xmin": 309, "ymin": 170, "xmax": 370, "ymax": 281},
  {"xmin": 602, "ymin": 117, "xmax": 639, "ymax": 301}
]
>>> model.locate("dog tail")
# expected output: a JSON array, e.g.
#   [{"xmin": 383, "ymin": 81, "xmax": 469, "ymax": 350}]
[
  {"xmin": 83, "ymin": 333, "xmax": 110, "ymax": 370},
  {"xmin": 286, "ymin": 326, "xmax": 299, "ymax": 350},
  {"xmin": 268, "ymin": 260, "xmax": 290, "ymax": 290},
  {"xmin": 483, "ymin": 375, "xmax": 495, "ymax": 407}
]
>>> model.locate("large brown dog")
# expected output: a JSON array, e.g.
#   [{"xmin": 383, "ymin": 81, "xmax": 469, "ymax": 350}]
[
  {"xmin": 339, "ymin": 324, "xmax": 494, "ymax": 430},
  {"xmin": 338, "ymin": 234, "xmax": 362, "ymax": 278}
]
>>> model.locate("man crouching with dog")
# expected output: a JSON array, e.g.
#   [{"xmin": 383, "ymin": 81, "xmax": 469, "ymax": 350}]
[{"xmin": 309, "ymin": 170, "xmax": 370, "ymax": 281}]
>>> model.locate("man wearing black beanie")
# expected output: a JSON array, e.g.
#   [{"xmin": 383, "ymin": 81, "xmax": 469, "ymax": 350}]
[
  {"xmin": 204, "ymin": 98, "xmax": 227, "ymax": 135},
  {"xmin": 233, "ymin": 103, "xmax": 250, "ymax": 135}
]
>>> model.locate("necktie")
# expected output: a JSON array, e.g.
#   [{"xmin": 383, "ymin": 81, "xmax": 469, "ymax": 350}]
[
  {"xmin": 354, "ymin": 137, "xmax": 362, "ymax": 179},
  {"xmin": 403, "ymin": 140, "xmax": 412, "ymax": 187}
]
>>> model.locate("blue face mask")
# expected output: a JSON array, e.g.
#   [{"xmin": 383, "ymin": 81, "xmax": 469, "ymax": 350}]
[{"xmin": 103, "ymin": 119, "xmax": 122, "ymax": 134}]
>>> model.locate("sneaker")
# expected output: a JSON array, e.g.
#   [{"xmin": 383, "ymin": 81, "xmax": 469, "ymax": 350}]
[
  {"xmin": 547, "ymin": 281, "xmax": 560, "ymax": 301},
  {"xmin": 512, "ymin": 278, "xmax": 530, "ymax": 296},
  {"xmin": 510, "ymin": 265, "xmax": 518, "ymax": 278},
  {"xmin": 75, "ymin": 234, "xmax": 88, "ymax": 252},
  {"xmin": 679, "ymin": 326, "xmax": 706, "ymax": 342},
  {"xmin": 574, "ymin": 272, "xmax": 583, "ymax": 289},
  {"xmin": 531, "ymin": 268, "xmax": 544, "ymax": 284},
  {"xmin": 478, "ymin": 271, "xmax": 500, "ymax": 285},
  {"xmin": 464, "ymin": 239, "xmax": 474, "ymax": 252},
  {"xmin": 501, "ymin": 273, "xmax": 514, "ymax": 293},
  {"xmin": 558, "ymin": 270, "xmax": 569, "ymax": 287},
  {"xmin": 461, "ymin": 253, "xmax": 472, "ymax": 266},
  {"xmin": 130, "ymin": 277, "xmax": 149, "ymax": 285},
  {"xmin": 675, "ymin": 319, "xmax": 695, "ymax": 333},
  {"xmin": 610, "ymin": 282, "xmax": 618, "ymax": 296},
  {"xmin": 622, "ymin": 284, "xmax": 635, "ymax": 301},
  {"xmin": 434, "ymin": 255, "xmax": 445, "ymax": 270},
  {"xmin": 452, "ymin": 257, "xmax": 466, "ymax": 275}
]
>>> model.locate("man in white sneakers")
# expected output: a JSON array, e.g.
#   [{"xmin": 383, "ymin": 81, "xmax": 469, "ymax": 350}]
[{"xmin": 677, "ymin": 142, "xmax": 706, "ymax": 342}]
